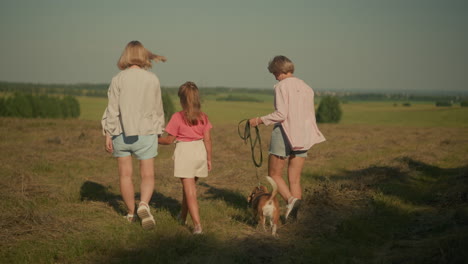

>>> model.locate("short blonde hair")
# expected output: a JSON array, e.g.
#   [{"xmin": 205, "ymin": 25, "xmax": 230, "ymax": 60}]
[
  {"xmin": 117, "ymin": 40, "xmax": 166, "ymax": 70},
  {"xmin": 267, "ymin": 55, "xmax": 294, "ymax": 75}
]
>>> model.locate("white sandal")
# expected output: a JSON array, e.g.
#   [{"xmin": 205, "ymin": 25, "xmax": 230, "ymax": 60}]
[
  {"xmin": 123, "ymin": 214, "xmax": 136, "ymax": 222},
  {"xmin": 137, "ymin": 202, "xmax": 155, "ymax": 230},
  {"xmin": 193, "ymin": 225, "xmax": 203, "ymax": 235}
]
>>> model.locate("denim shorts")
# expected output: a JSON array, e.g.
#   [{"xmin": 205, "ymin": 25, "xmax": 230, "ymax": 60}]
[
  {"xmin": 269, "ymin": 125, "xmax": 307, "ymax": 158},
  {"xmin": 112, "ymin": 134, "xmax": 158, "ymax": 160}
]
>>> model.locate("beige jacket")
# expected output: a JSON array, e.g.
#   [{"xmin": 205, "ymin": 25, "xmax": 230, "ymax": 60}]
[
  {"xmin": 261, "ymin": 77, "xmax": 325, "ymax": 150},
  {"xmin": 101, "ymin": 68, "xmax": 165, "ymax": 136}
]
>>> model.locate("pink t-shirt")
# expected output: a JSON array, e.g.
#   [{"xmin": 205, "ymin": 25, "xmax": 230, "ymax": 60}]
[{"xmin": 165, "ymin": 111, "xmax": 212, "ymax": 142}]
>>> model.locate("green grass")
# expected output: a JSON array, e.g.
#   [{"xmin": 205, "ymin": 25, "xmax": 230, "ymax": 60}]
[
  {"xmin": 77, "ymin": 96, "xmax": 107, "ymax": 121},
  {"xmin": 341, "ymin": 101, "xmax": 468, "ymax": 127},
  {"xmin": 81, "ymin": 96, "xmax": 468, "ymax": 128},
  {"xmin": 203, "ymin": 92, "xmax": 274, "ymax": 103}
]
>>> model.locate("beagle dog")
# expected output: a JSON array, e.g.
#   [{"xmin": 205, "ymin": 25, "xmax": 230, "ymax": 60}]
[{"xmin": 247, "ymin": 176, "xmax": 280, "ymax": 236}]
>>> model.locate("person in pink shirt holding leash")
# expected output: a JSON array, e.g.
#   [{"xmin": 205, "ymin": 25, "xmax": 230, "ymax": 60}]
[
  {"xmin": 158, "ymin": 81, "xmax": 212, "ymax": 234},
  {"xmin": 249, "ymin": 55, "xmax": 325, "ymax": 221}
]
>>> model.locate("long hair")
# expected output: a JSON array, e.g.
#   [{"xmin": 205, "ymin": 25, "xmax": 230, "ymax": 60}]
[
  {"xmin": 178, "ymin": 81, "xmax": 204, "ymax": 126},
  {"xmin": 117, "ymin": 40, "xmax": 166, "ymax": 70}
]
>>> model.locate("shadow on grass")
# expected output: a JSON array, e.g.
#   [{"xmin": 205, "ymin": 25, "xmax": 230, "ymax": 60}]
[
  {"xmin": 91, "ymin": 159, "xmax": 468, "ymax": 264},
  {"xmin": 199, "ymin": 182, "xmax": 256, "ymax": 226},
  {"xmin": 96, "ymin": 232, "xmax": 293, "ymax": 264},
  {"xmin": 149, "ymin": 192, "xmax": 181, "ymax": 217},
  {"xmin": 328, "ymin": 157, "xmax": 468, "ymax": 206},
  {"xmin": 80, "ymin": 181, "xmax": 126, "ymax": 215},
  {"xmin": 199, "ymin": 182, "xmax": 248, "ymax": 210},
  {"xmin": 80, "ymin": 181, "xmax": 181, "ymax": 217}
]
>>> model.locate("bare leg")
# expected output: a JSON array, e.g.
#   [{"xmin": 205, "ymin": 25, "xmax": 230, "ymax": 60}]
[
  {"xmin": 287, "ymin": 155, "xmax": 306, "ymax": 200},
  {"xmin": 268, "ymin": 154, "xmax": 291, "ymax": 202},
  {"xmin": 139, "ymin": 158, "xmax": 155, "ymax": 204},
  {"xmin": 118, "ymin": 156, "xmax": 135, "ymax": 215},
  {"xmin": 180, "ymin": 177, "xmax": 201, "ymax": 228},
  {"xmin": 180, "ymin": 187, "xmax": 188, "ymax": 222}
]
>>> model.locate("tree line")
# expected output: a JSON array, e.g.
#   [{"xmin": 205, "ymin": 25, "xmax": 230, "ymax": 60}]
[
  {"xmin": 0, "ymin": 81, "xmax": 108, "ymax": 97},
  {"xmin": 0, "ymin": 93, "xmax": 80, "ymax": 118},
  {"xmin": 2, "ymin": 81, "xmax": 466, "ymax": 102}
]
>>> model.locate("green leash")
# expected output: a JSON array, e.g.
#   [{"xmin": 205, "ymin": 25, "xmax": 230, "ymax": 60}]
[{"xmin": 238, "ymin": 119, "xmax": 263, "ymax": 185}]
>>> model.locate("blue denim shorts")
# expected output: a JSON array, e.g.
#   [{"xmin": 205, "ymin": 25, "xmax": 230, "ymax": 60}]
[
  {"xmin": 112, "ymin": 134, "xmax": 158, "ymax": 160},
  {"xmin": 269, "ymin": 125, "xmax": 307, "ymax": 158}
]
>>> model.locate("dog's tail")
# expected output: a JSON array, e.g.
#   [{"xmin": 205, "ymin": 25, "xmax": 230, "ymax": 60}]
[{"xmin": 265, "ymin": 176, "xmax": 278, "ymax": 203}]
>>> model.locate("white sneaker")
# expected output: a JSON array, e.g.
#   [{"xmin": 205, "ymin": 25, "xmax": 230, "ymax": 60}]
[
  {"xmin": 193, "ymin": 225, "xmax": 203, "ymax": 235},
  {"xmin": 137, "ymin": 202, "xmax": 155, "ymax": 230},
  {"xmin": 123, "ymin": 214, "xmax": 136, "ymax": 222},
  {"xmin": 285, "ymin": 197, "xmax": 301, "ymax": 220}
]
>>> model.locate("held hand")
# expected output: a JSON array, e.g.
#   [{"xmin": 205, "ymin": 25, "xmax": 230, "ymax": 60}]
[
  {"xmin": 105, "ymin": 134, "xmax": 113, "ymax": 153},
  {"xmin": 249, "ymin": 117, "xmax": 261, "ymax": 127}
]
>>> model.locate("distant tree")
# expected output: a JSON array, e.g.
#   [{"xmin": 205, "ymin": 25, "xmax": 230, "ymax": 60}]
[
  {"xmin": 0, "ymin": 94, "xmax": 80, "ymax": 119},
  {"xmin": 62, "ymin": 96, "xmax": 80, "ymax": 118},
  {"xmin": 461, "ymin": 101, "xmax": 468, "ymax": 107},
  {"xmin": 13, "ymin": 93, "xmax": 33, "ymax": 117},
  {"xmin": 216, "ymin": 94, "xmax": 263, "ymax": 102},
  {"xmin": 316, "ymin": 96, "xmax": 342, "ymax": 123},
  {"xmin": 435, "ymin": 101, "xmax": 452, "ymax": 107},
  {"xmin": 0, "ymin": 98, "xmax": 7, "ymax": 116},
  {"xmin": 0, "ymin": 97, "xmax": 11, "ymax": 116},
  {"xmin": 161, "ymin": 90, "xmax": 175, "ymax": 122},
  {"xmin": 1, "ymin": 97, "xmax": 12, "ymax": 116}
]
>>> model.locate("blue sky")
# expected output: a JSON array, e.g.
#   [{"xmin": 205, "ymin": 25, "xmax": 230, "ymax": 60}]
[{"xmin": 0, "ymin": 0, "xmax": 467, "ymax": 92}]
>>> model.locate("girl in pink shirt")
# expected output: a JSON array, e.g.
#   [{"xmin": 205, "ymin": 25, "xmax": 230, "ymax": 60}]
[
  {"xmin": 249, "ymin": 55, "xmax": 325, "ymax": 222},
  {"xmin": 159, "ymin": 81, "xmax": 212, "ymax": 234}
]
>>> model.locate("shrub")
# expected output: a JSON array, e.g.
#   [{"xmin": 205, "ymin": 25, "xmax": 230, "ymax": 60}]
[
  {"xmin": 0, "ymin": 94, "xmax": 80, "ymax": 118},
  {"xmin": 216, "ymin": 94, "xmax": 262, "ymax": 102},
  {"xmin": 402, "ymin": 102, "xmax": 411, "ymax": 107},
  {"xmin": 461, "ymin": 101, "xmax": 468, "ymax": 107},
  {"xmin": 316, "ymin": 96, "xmax": 342, "ymax": 123},
  {"xmin": 61, "ymin": 96, "xmax": 80, "ymax": 118},
  {"xmin": 161, "ymin": 90, "xmax": 175, "ymax": 122},
  {"xmin": 435, "ymin": 101, "xmax": 452, "ymax": 107}
]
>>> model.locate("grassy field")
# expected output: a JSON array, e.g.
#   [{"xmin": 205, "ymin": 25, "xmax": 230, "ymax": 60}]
[
  {"xmin": 341, "ymin": 101, "xmax": 468, "ymax": 127},
  {"xmin": 80, "ymin": 96, "xmax": 468, "ymax": 127},
  {"xmin": 1, "ymin": 96, "xmax": 468, "ymax": 263}
]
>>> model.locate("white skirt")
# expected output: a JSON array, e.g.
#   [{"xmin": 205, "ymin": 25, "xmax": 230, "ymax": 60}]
[{"xmin": 173, "ymin": 140, "xmax": 208, "ymax": 178}]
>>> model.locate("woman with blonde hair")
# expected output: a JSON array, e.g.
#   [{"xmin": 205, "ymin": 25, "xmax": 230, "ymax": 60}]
[
  {"xmin": 159, "ymin": 81, "xmax": 212, "ymax": 234},
  {"xmin": 249, "ymin": 55, "xmax": 325, "ymax": 221},
  {"xmin": 102, "ymin": 40, "xmax": 166, "ymax": 229}
]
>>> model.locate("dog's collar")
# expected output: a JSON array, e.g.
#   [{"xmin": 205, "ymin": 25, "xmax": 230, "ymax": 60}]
[{"xmin": 249, "ymin": 192, "xmax": 270, "ymax": 207}]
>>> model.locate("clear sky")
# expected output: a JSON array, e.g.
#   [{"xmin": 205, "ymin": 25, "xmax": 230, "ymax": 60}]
[{"xmin": 0, "ymin": 0, "xmax": 467, "ymax": 92}]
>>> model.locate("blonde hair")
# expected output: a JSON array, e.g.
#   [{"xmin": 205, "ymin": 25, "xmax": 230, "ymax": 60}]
[
  {"xmin": 267, "ymin": 55, "xmax": 294, "ymax": 75},
  {"xmin": 178, "ymin": 81, "xmax": 204, "ymax": 126},
  {"xmin": 117, "ymin": 40, "xmax": 167, "ymax": 70}
]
